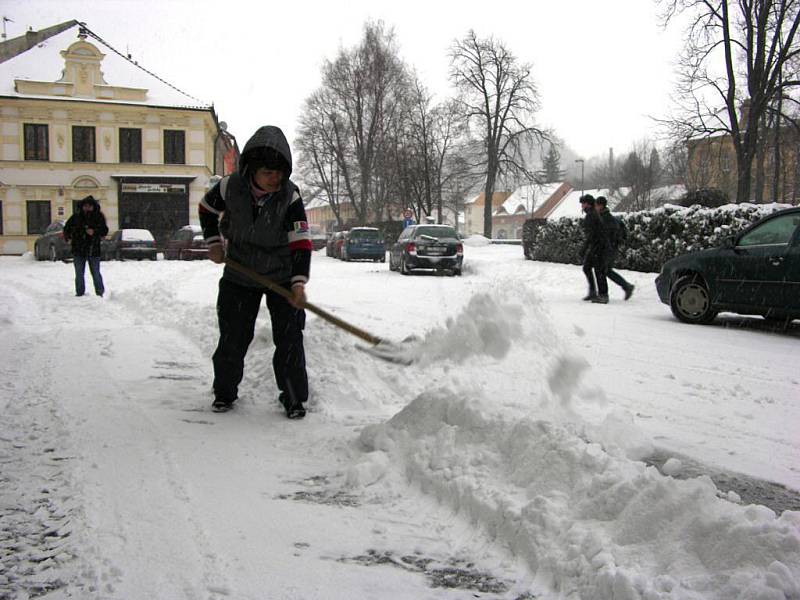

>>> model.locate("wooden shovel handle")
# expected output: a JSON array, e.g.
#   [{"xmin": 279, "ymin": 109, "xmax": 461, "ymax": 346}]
[{"xmin": 223, "ymin": 258, "xmax": 383, "ymax": 346}]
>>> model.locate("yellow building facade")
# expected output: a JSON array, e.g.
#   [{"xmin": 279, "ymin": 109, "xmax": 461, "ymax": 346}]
[{"xmin": 0, "ymin": 26, "xmax": 224, "ymax": 254}]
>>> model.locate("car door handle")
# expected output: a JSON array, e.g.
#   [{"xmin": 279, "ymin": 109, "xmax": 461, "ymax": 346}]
[{"xmin": 768, "ymin": 257, "xmax": 784, "ymax": 266}]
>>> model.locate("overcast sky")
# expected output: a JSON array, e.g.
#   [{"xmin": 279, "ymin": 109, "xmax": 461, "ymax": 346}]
[{"xmin": 4, "ymin": 0, "xmax": 686, "ymax": 161}]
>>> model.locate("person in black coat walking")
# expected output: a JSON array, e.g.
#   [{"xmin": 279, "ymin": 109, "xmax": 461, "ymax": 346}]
[
  {"xmin": 199, "ymin": 125, "xmax": 313, "ymax": 419},
  {"xmin": 579, "ymin": 194, "xmax": 610, "ymax": 303},
  {"xmin": 596, "ymin": 196, "xmax": 634, "ymax": 300},
  {"xmin": 64, "ymin": 195, "xmax": 108, "ymax": 297}
]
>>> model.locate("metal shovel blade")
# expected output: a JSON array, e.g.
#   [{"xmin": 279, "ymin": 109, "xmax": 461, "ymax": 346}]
[{"xmin": 357, "ymin": 340, "xmax": 416, "ymax": 366}]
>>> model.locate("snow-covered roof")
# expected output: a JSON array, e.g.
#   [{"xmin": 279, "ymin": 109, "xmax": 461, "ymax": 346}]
[
  {"xmin": 304, "ymin": 197, "xmax": 333, "ymax": 210},
  {"xmin": 464, "ymin": 191, "xmax": 513, "ymax": 206},
  {"xmin": 546, "ymin": 187, "xmax": 630, "ymax": 220},
  {"xmin": 0, "ymin": 26, "xmax": 210, "ymax": 110},
  {"xmin": 649, "ymin": 184, "xmax": 687, "ymax": 202},
  {"xmin": 494, "ymin": 182, "xmax": 566, "ymax": 216}
]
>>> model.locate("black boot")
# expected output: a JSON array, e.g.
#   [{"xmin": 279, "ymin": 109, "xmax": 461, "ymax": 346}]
[
  {"xmin": 624, "ymin": 284, "xmax": 635, "ymax": 301},
  {"xmin": 591, "ymin": 294, "xmax": 609, "ymax": 304},
  {"xmin": 212, "ymin": 397, "xmax": 236, "ymax": 413},
  {"xmin": 279, "ymin": 393, "xmax": 306, "ymax": 420}
]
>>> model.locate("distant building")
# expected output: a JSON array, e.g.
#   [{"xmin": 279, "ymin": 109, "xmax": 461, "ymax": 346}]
[
  {"xmin": 685, "ymin": 101, "xmax": 800, "ymax": 204},
  {"xmin": 492, "ymin": 182, "xmax": 572, "ymax": 238},
  {"xmin": 463, "ymin": 191, "xmax": 514, "ymax": 237},
  {"xmin": 0, "ymin": 23, "xmax": 238, "ymax": 254},
  {"xmin": 537, "ymin": 187, "xmax": 631, "ymax": 220}
]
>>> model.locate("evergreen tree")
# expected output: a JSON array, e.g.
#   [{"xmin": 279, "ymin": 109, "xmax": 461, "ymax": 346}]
[{"xmin": 538, "ymin": 143, "xmax": 565, "ymax": 183}]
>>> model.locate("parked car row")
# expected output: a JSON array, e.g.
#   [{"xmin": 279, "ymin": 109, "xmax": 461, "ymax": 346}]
[
  {"xmin": 325, "ymin": 227, "xmax": 386, "ymax": 262},
  {"xmin": 34, "ymin": 223, "xmax": 209, "ymax": 262}
]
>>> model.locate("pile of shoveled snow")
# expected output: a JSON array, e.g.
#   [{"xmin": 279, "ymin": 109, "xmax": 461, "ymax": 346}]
[
  {"xmin": 463, "ymin": 234, "xmax": 492, "ymax": 247},
  {"xmin": 403, "ymin": 292, "xmax": 525, "ymax": 364},
  {"xmin": 355, "ymin": 390, "xmax": 800, "ymax": 599}
]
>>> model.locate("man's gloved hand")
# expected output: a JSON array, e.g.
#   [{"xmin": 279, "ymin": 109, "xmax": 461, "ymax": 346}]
[{"xmin": 208, "ymin": 244, "xmax": 224, "ymax": 264}]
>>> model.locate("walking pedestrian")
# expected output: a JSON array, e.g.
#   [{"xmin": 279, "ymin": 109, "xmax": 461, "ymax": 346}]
[
  {"xmin": 63, "ymin": 195, "xmax": 108, "ymax": 297},
  {"xmin": 579, "ymin": 194, "xmax": 610, "ymax": 303},
  {"xmin": 596, "ymin": 196, "xmax": 634, "ymax": 300},
  {"xmin": 199, "ymin": 125, "xmax": 313, "ymax": 419}
]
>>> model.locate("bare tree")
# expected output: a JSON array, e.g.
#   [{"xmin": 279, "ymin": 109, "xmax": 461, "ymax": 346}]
[
  {"xmin": 296, "ymin": 89, "xmax": 350, "ymax": 227},
  {"xmin": 449, "ymin": 30, "xmax": 547, "ymax": 237},
  {"xmin": 297, "ymin": 21, "xmax": 410, "ymax": 225},
  {"xmin": 660, "ymin": 0, "xmax": 800, "ymax": 202}
]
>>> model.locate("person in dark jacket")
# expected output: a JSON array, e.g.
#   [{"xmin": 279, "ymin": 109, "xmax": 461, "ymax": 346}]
[
  {"xmin": 579, "ymin": 194, "xmax": 610, "ymax": 303},
  {"xmin": 199, "ymin": 125, "xmax": 313, "ymax": 419},
  {"xmin": 596, "ymin": 196, "xmax": 634, "ymax": 300},
  {"xmin": 64, "ymin": 195, "xmax": 108, "ymax": 297}
]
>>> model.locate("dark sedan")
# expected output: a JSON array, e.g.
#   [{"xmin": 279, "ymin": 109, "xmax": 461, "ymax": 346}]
[
  {"xmin": 389, "ymin": 224, "xmax": 463, "ymax": 276},
  {"xmin": 102, "ymin": 229, "xmax": 158, "ymax": 261},
  {"xmin": 164, "ymin": 225, "xmax": 208, "ymax": 260},
  {"xmin": 326, "ymin": 231, "xmax": 347, "ymax": 259},
  {"xmin": 655, "ymin": 207, "xmax": 800, "ymax": 325},
  {"xmin": 34, "ymin": 221, "xmax": 72, "ymax": 262}
]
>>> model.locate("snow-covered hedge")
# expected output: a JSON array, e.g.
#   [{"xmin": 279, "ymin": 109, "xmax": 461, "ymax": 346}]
[{"xmin": 522, "ymin": 203, "xmax": 794, "ymax": 273}]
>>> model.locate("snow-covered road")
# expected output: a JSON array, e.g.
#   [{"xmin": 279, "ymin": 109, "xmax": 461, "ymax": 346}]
[{"xmin": 1, "ymin": 245, "xmax": 798, "ymax": 599}]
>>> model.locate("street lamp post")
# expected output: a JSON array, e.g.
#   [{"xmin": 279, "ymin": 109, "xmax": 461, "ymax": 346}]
[{"xmin": 575, "ymin": 159, "xmax": 585, "ymax": 196}]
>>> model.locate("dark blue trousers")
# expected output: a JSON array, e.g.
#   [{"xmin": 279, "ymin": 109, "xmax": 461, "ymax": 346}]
[
  {"xmin": 212, "ymin": 278, "xmax": 308, "ymax": 407},
  {"xmin": 73, "ymin": 255, "xmax": 104, "ymax": 296}
]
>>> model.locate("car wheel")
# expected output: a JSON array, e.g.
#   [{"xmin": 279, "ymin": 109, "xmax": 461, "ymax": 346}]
[
  {"xmin": 669, "ymin": 275, "xmax": 717, "ymax": 324},
  {"xmin": 380, "ymin": 255, "xmax": 386, "ymax": 263},
  {"xmin": 116, "ymin": 250, "xmax": 123, "ymax": 261},
  {"xmin": 49, "ymin": 245, "xmax": 58, "ymax": 262},
  {"xmin": 401, "ymin": 256, "xmax": 411, "ymax": 275}
]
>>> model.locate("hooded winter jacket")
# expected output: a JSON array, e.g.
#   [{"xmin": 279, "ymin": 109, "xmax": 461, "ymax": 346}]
[
  {"xmin": 64, "ymin": 197, "xmax": 108, "ymax": 258},
  {"xmin": 199, "ymin": 126, "xmax": 312, "ymax": 288}
]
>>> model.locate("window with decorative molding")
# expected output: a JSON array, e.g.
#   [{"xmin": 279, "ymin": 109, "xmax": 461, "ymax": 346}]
[
  {"xmin": 119, "ymin": 128, "xmax": 142, "ymax": 163},
  {"xmin": 24, "ymin": 124, "xmax": 49, "ymax": 161},
  {"xmin": 26, "ymin": 201, "xmax": 51, "ymax": 235},
  {"xmin": 72, "ymin": 126, "xmax": 96, "ymax": 162},
  {"xmin": 164, "ymin": 130, "xmax": 185, "ymax": 164}
]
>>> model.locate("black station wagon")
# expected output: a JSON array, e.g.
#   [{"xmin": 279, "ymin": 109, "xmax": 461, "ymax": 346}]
[{"xmin": 389, "ymin": 224, "xmax": 463, "ymax": 276}]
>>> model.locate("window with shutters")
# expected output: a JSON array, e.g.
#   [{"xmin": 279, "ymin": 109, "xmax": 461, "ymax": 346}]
[
  {"xmin": 119, "ymin": 128, "xmax": 142, "ymax": 163},
  {"xmin": 26, "ymin": 201, "xmax": 51, "ymax": 235},
  {"xmin": 164, "ymin": 130, "xmax": 185, "ymax": 164},
  {"xmin": 24, "ymin": 124, "xmax": 49, "ymax": 161},
  {"xmin": 72, "ymin": 126, "xmax": 96, "ymax": 162}
]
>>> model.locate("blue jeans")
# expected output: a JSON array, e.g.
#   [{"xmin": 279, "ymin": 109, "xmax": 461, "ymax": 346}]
[{"xmin": 73, "ymin": 255, "xmax": 104, "ymax": 296}]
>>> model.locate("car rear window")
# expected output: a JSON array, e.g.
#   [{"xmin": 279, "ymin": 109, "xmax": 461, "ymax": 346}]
[
  {"xmin": 349, "ymin": 229, "xmax": 381, "ymax": 240},
  {"xmin": 414, "ymin": 226, "xmax": 457, "ymax": 239},
  {"xmin": 121, "ymin": 229, "xmax": 155, "ymax": 241}
]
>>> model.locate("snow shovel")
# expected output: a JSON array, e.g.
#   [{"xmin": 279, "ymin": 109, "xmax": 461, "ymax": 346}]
[{"xmin": 223, "ymin": 258, "xmax": 413, "ymax": 365}]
